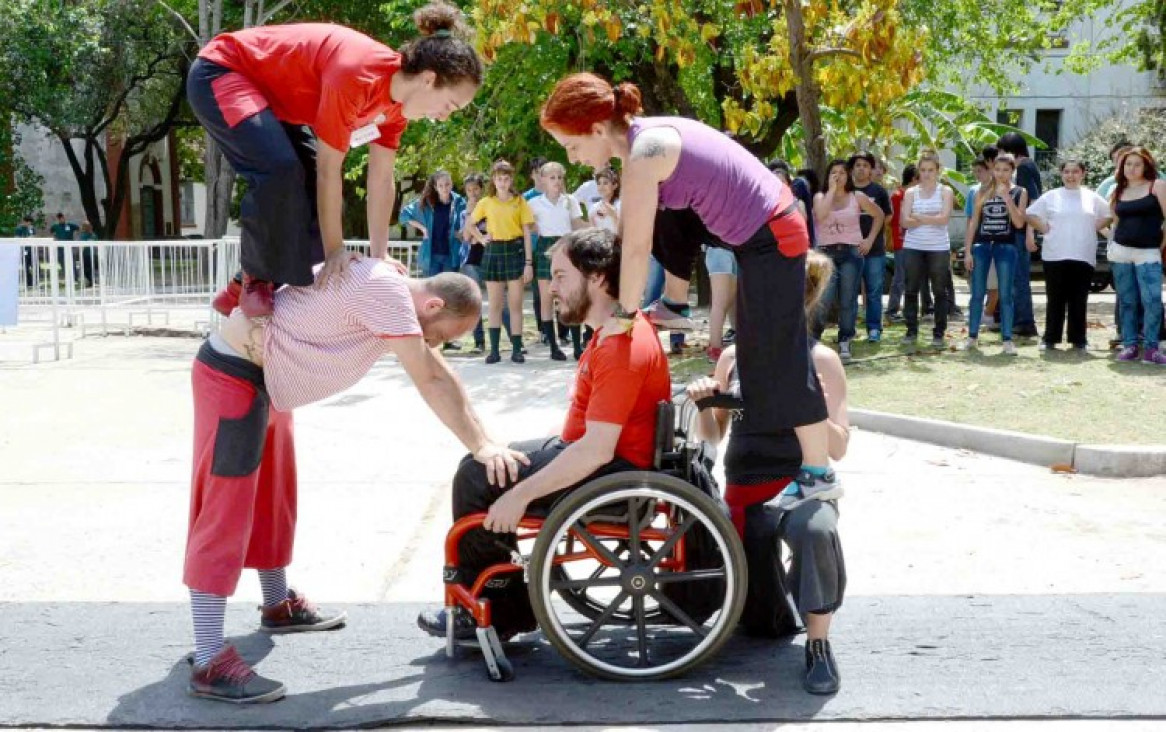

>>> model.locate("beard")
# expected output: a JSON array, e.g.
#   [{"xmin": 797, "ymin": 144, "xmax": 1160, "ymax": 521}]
[{"xmin": 556, "ymin": 280, "xmax": 591, "ymax": 326}]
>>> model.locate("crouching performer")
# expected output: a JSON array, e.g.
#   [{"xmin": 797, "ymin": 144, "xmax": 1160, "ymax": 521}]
[
  {"xmin": 185, "ymin": 258, "xmax": 526, "ymax": 704},
  {"xmin": 416, "ymin": 228, "xmax": 671, "ymax": 642},
  {"xmin": 687, "ymin": 250, "xmax": 850, "ymax": 695}
]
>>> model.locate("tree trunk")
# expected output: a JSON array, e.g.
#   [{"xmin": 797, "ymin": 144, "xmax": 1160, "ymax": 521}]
[
  {"xmin": 203, "ymin": 139, "xmax": 235, "ymax": 237},
  {"xmin": 57, "ymin": 132, "xmax": 106, "ymax": 235},
  {"xmin": 784, "ymin": 0, "xmax": 827, "ymax": 180}
]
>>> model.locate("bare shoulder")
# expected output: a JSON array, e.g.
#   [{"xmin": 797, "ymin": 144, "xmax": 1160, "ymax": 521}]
[{"xmin": 629, "ymin": 127, "xmax": 680, "ymax": 164}]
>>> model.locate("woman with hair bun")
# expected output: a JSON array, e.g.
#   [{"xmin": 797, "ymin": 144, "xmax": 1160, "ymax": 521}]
[
  {"xmin": 540, "ymin": 73, "xmax": 838, "ymax": 505},
  {"xmin": 189, "ymin": 2, "xmax": 483, "ymax": 319}
]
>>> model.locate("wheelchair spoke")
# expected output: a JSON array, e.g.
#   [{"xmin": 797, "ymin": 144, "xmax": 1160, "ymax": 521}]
[
  {"xmin": 550, "ymin": 575, "xmax": 623, "ymax": 592},
  {"xmin": 646, "ymin": 514, "xmax": 699, "ymax": 568},
  {"xmin": 654, "ymin": 568, "xmax": 726, "ymax": 584},
  {"xmin": 633, "ymin": 594, "xmax": 650, "ymax": 667},
  {"xmin": 577, "ymin": 590, "xmax": 629, "ymax": 647},
  {"xmin": 573, "ymin": 522, "xmax": 626, "ymax": 569},
  {"xmin": 649, "ymin": 589, "xmax": 709, "ymax": 638}
]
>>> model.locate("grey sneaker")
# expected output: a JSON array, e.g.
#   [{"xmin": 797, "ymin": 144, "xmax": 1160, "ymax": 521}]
[
  {"xmin": 902, "ymin": 332, "xmax": 918, "ymax": 346},
  {"xmin": 1002, "ymin": 341, "xmax": 1018, "ymax": 356},
  {"xmin": 643, "ymin": 301, "xmax": 695, "ymax": 331},
  {"xmin": 772, "ymin": 469, "xmax": 844, "ymax": 512},
  {"xmin": 839, "ymin": 341, "xmax": 852, "ymax": 364},
  {"xmin": 930, "ymin": 336, "xmax": 945, "ymax": 350},
  {"xmin": 959, "ymin": 337, "xmax": 978, "ymax": 351},
  {"xmin": 188, "ymin": 646, "xmax": 285, "ymax": 704}
]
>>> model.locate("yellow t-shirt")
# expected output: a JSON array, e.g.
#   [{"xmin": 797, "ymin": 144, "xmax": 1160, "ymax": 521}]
[{"xmin": 471, "ymin": 195, "xmax": 535, "ymax": 241}]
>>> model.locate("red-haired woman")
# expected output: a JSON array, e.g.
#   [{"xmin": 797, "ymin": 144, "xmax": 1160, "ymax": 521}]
[
  {"xmin": 540, "ymin": 73, "xmax": 837, "ymax": 500},
  {"xmin": 189, "ymin": 2, "xmax": 482, "ymax": 318},
  {"xmin": 1108, "ymin": 147, "xmax": 1166, "ymax": 364}
]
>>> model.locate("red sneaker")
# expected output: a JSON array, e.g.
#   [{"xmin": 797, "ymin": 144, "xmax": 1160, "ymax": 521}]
[
  {"xmin": 211, "ymin": 279, "xmax": 242, "ymax": 316},
  {"xmin": 188, "ymin": 646, "xmax": 285, "ymax": 704},
  {"xmin": 259, "ymin": 588, "xmax": 347, "ymax": 634},
  {"xmin": 239, "ymin": 274, "xmax": 274, "ymax": 318}
]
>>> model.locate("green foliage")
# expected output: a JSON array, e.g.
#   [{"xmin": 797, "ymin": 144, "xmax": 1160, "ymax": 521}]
[
  {"xmin": 0, "ymin": 122, "xmax": 46, "ymax": 235},
  {"xmin": 1059, "ymin": 107, "xmax": 1166, "ymax": 188}
]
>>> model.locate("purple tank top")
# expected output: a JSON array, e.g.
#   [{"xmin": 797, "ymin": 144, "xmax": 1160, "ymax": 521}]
[{"xmin": 628, "ymin": 117, "xmax": 788, "ymax": 246}]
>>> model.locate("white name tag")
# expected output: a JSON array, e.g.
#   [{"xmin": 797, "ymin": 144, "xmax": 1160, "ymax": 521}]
[{"xmin": 349, "ymin": 123, "xmax": 381, "ymax": 148}]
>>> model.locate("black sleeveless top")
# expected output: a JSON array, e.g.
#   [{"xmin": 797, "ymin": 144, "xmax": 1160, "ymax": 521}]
[
  {"xmin": 723, "ymin": 360, "xmax": 802, "ymax": 484},
  {"xmin": 975, "ymin": 186, "xmax": 1024, "ymax": 243},
  {"xmin": 1114, "ymin": 186, "xmax": 1165, "ymax": 250}
]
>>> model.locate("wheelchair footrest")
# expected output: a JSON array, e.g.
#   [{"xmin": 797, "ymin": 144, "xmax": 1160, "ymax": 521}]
[{"xmin": 477, "ymin": 626, "xmax": 515, "ymax": 682}]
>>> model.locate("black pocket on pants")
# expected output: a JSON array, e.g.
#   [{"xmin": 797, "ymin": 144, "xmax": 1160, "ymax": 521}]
[{"xmin": 211, "ymin": 388, "xmax": 271, "ymax": 478}]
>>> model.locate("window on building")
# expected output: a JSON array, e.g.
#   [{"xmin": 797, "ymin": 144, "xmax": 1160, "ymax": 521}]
[
  {"xmin": 996, "ymin": 109, "xmax": 1023, "ymax": 128},
  {"xmin": 180, "ymin": 181, "xmax": 196, "ymax": 226},
  {"xmin": 1035, "ymin": 109, "xmax": 1062, "ymax": 170}
]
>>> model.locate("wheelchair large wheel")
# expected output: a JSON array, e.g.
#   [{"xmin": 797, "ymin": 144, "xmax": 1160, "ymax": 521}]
[
  {"xmin": 529, "ymin": 472, "xmax": 747, "ymax": 681},
  {"xmin": 550, "ymin": 540, "xmax": 669, "ymax": 625}
]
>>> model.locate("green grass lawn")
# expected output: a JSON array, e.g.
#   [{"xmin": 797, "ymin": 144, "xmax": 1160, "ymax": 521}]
[{"xmin": 667, "ymin": 302, "xmax": 1166, "ymax": 446}]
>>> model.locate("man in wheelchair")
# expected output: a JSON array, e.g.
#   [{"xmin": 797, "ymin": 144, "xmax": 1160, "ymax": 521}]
[{"xmin": 417, "ymin": 227, "xmax": 672, "ymax": 642}]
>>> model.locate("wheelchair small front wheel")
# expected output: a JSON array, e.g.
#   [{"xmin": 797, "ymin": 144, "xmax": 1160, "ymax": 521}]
[{"xmin": 529, "ymin": 472, "xmax": 747, "ymax": 681}]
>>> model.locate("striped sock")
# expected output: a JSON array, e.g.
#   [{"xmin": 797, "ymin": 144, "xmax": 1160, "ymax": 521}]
[
  {"xmin": 190, "ymin": 590, "xmax": 227, "ymax": 667},
  {"xmin": 258, "ymin": 568, "xmax": 289, "ymax": 608}
]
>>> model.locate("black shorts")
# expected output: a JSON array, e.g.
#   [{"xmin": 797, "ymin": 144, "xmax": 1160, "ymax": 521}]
[{"xmin": 650, "ymin": 208, "xmax": 721, "ymax": 280}]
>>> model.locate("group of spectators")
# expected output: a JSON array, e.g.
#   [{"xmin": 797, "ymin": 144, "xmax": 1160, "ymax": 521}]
[
  {"xmin": 400, "ymin": 157, "xmax": 620, "ymax": 362},
  {"xmin": 771, "ymin": 136, "xmax": 1166, "ymax": 364},
  {"xmin": 14, "ymin": 213, "xmax": 100, "ymax": 288}
]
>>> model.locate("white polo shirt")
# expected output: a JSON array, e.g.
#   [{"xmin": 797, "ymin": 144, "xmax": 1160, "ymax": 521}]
[{"xmin": 529, "ymin": 193, "xmax": 583, "ymax": 237}]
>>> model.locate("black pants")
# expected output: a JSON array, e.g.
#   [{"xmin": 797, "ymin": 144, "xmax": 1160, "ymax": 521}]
[
  {"xmin": 451, "ymin": 437, "xmax": 636, "ymax": 636},
  {"xmin": 741, "ymin": 500, "xmax": 846, "ymax": 636},
  {"xmin": 187, "ymin": 58, "xmax": 322, "ymax": 286},
  {"xmin": 1043, "ymin": 259, "xmax": 1093, "ymax": 347},
  {"xmin": 902, "ymin": 249, "xmax": 950, "ymax": 338}
]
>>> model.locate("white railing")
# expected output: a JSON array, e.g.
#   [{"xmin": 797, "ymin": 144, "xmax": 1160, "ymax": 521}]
[{"xmin": 0, "ymin": 237, "xmax": 420, "ymax": 363}]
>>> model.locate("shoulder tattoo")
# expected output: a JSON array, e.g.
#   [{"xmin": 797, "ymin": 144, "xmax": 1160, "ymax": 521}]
[{"xmin": 632, "ymin": 139, "xmax": 667, "ymax": 161}]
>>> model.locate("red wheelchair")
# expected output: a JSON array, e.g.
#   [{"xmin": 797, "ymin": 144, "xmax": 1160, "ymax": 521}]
[{"xmin": 440, "ymin": 395, "xmax": 749, "ymax": 682}]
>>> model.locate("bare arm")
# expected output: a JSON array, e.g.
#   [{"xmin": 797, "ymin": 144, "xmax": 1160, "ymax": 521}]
[
  {"xmin": 686, "ymin": 349, "xmax": 734, "ymax": 445},
  {"xmin": 316, "ymin": 139, "xmax": 347, "ymax": 258},
  {"xmin": 367, "ymin": 145, "xmax": 396, "ymax": 260},
  {"xmin": 900, "ymin": 189, "xmax": 920, "ymax": 229},
  {"xmin": 812, "ymin": 192, "xmax": 833, "ymax": 224},
  {"xmin": 618, "ymin": 128, "xmax": 681, "ymax": 313},
  {"xmin": 389, "ymin": 337, "xmax": 525, "ymax": 485},
  {"xmin": 483, "ymin": 422, "xmax": 622, "ymax": 533},
  {"xmin": 812, "ymin": 344, "xmax": 850, "ymax": 460}
]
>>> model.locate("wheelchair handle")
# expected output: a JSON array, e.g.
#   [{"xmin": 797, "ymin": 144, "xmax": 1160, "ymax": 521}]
[{"xmin": 694, "ymin": 393, "xmax": 745, "ymax": 411}]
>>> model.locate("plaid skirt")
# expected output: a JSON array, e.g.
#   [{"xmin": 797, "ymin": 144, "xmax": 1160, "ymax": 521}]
[
  {"xmin": 482, "ymin": 239, "xmax": 526, "ymax": 282},
  {"xmin": 534, "ymin": 236, "xmax": 560, "ymax": 280}
]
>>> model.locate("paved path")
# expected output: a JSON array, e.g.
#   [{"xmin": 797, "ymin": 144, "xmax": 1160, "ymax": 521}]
[{"xmin": 1, "ymin": 337, "xmax": 1164, "ymax": 728}]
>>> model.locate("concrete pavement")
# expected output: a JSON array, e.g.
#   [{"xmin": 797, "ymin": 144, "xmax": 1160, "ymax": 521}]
[{"xmin": 1, "ymin": 336, "xmax": 1165, "ymax": 727}]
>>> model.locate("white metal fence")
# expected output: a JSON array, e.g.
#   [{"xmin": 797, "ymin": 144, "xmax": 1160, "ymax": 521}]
[{"xmin": 0, "ymin": 237, "xmax": 419, "ymax": 363}]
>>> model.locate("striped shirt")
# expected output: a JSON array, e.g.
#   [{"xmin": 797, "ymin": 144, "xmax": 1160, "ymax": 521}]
[
  {"xmin": 263, "ymin": 258, "xmax": 422, "ymax": 411},
  {"xmin": 902, "ymin": 185, "xmax": 951, "ymax": 252}
]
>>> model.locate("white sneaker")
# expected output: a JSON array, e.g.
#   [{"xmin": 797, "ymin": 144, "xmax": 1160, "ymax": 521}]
[
  {"xmin": 1002, "ymin": 341, "xmax": 1017, "ymax": 356},
  {"xmin": 960, "ymin": 337, "xmax": 978, "ymax": 351}
]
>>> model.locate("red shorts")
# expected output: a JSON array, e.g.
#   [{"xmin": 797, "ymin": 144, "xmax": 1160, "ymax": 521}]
[{"xmin": 184, "ymin": 346, "xmax": 297, "ymax": 597}]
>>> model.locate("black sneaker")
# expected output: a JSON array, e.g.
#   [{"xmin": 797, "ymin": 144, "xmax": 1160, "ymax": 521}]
[
  {"xmin": 803, "ymin": 638, "xmax": 841, "ymax": 695},
  {"xmin": 442, "ymin": 341, "xmax": 462, "ymax": 351},
  {"xmin": 511, "ymin": 350, "xmax": 525, "ymax": 364},
  {"xmin": 485, "ymin": 352, "xmax": 501, "ymax": 364},
  {"xmin": 723, "ymin": 328, "xmax": 736, "ymax": 344},
  {"xmin": 417, "ymin": 607, "xmax": 477, "ymax": 640},
  {"xmin": 189, "ymin": 646, "xmax": 286, "ymax": 704},
  {"xmin": 1014, "ymin": 325, "xmax": 1040, "ymax": 338}
]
